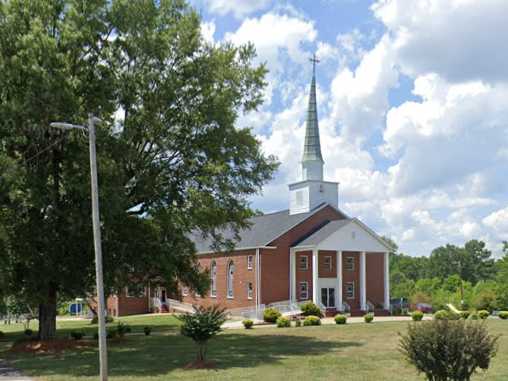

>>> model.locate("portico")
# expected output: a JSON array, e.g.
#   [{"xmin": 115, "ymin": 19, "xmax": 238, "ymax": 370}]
[{"xmin": 290, "ymin": 218, "xmax": 392, "ymax": 315}]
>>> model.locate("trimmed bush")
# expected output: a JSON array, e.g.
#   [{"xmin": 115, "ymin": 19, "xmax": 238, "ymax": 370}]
[
  {"xmin": 295, "ymin": 319, "xmax": 302, "ymax": 327},
  {"xmin": 242, "ymin": 319, "xmax": 254, "ymax": 329},
  {"xmin": 24, "ymin": 329, "xmax": 33, "ymax": 337},
  {"xmin": 91, "ymin": 315, "xmax": 114, "ymax": 325},
  {"xmin": 460, "ymin": 311, "xmax": 471, "ymax": 320},
  {"xmin": 434, "ymin": 310, "xmax": 449, "ymax": 320},
  {"xmin": 364, "ymin": 313, "xmax": 374, "ymax": 323},
  {"xmin": 334, "ymin": 314, "xmax": 347, "ymax": 325},
  {"xmin": 143, "ymin": 326, "xmax": 152, "ymax": 336},
  {"xmin": 276, "ymin": 316, "xmax": 291, "ymax": 328},
  {"xmin": 106, "ymin": 329, "xmax": 117, "ymax": 339},
  {"xmin": 469, "ymin": 312, "xmax": 479, "ymax": 320},
  {"xmin": 263, "ymin": 307, "xmax": 281, "ymax": 323},
  {"xmin": 400, "ymin": 320, "xmax": 499, "ymax": 381},
  {"xmin": 478, "ymin": 310, "xmax": 490, "ymax": 320},
  {"xmin": 70, "ymin": 331, "xmax": 84, "ymax": 340},
  {"xmin": 303, "ymin": 315, "xmax": 321, "ymax": 326},
  {"xmin": 300, "ymin": 302, "xmax": 323, "ymax": 318},
  {"xmin": 411, "ymin": 310, "xmax": 424, "ymax": 322},
  {"xmin": 116, "ymin": 322, "xmax": 131, "ymax": 337},
  {"xmin": 498, "ymin": 311, "xmax": 508, "ymax": 320}
]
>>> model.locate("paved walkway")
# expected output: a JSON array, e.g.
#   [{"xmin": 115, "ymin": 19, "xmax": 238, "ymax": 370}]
[{"xmin": 0, "ymin": 361, "xmax": 33, "ymax": 381}]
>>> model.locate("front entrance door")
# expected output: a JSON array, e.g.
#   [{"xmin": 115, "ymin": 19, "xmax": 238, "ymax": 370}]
[
  {"xmin": 161, "ymin": 288, "xmax": 167, "ymax": 303},
  {"xmin": 321, "ymin": 287, "xmax": 336, "ymax": 308}
]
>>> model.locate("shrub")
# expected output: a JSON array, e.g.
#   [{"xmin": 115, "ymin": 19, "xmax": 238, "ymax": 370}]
[
  {"xmin": 143, "ymin": 326, "xmax": 152, "ymax": 336},
  {"xmin": 0, "ymin": 331, "xmax": 4, "ymax": 339},
  {"xmin": 177, "ymin": 305, "xmax": 227, "ymax": 362},
  {"xmin": 91, "ymin": 315, "xmax": 114, "ymax": 325},
  {"xmin": 364, "ymin": 313, "xmax": 374, "ymax": 323},
  {"xmin": 93, "ymin": 332, "xmax": 99, "ymax": 340},
  {"xmin": 106, "ymin": 329, "xmax": 117, "ymax": 339},
  {"xmin": 303, "ymin": 315, "xmax": 321, "ymax": 326},
  {"xmin": 242, "ymin": 319, "xmax": 254, "ymax": 329},
  {"xmin": 460, "ymin": 311, "xmax": 471, "ymax": 320},
  {"xmin": 300, "ymin": 302, "xmax": 323, "ymax": 318},
  {"xmin": 411, "ymin": 310, "xmax": 424, "ymax": 322},
  {"xmin": 276, "ymin": 316, "xmax": 291, "ymax": 328},
  {"xmin": 478, "ymin": 310, "xmax": 490, "ymax": 320},
  {"xmin": 498, "ymin": 311, "xmax": 508, "ymax": 320},
  {"xmin": 116, "ymin": 322, "xmax": 131, "ymax": 338},
  {"xmin": 24, "ymin": 329, "xmax": 33, "ymax": 337},
  {"xmin": 70, "ymin": 331, "xmax": 84, "ymax": 340},
  {"xmin": 469, "ymin": 312, "xmax": 479, "ymax": 320},
  {"xmin": 434, "ymin": 310, "xmax": 449, "ymax": 320},
  {"xmin": 334, "ymin": 314, "xmax": 347, "ymax": 325},
  {"xmin": 295, "ymin": 319, "xmax": 302, "ymax": 327},
  {"xmin": 400, "ymin": 320, "xmax": 499, "ymax": 381},
  {"xmin": 263, "ymin": 307, "xmax": 281, "ymax": 323}
]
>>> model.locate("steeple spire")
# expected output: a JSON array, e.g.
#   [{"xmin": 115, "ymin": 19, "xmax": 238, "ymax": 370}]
[{"xmin": 301, "ymin": 54, "xmax": 324, "ymax": 180}]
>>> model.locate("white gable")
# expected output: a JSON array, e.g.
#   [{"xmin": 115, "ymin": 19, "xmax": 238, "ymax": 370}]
[{"xmin": 317, "ymin": 219, "xmax": 389, "ymax": 252}]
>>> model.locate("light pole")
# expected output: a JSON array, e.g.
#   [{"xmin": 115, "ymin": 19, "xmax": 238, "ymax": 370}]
[{"xmin": 50, "ymin": 113, "xmax": 108, "ymax": 381}]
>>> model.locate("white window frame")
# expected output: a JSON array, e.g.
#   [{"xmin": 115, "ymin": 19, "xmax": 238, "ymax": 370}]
[
  {"xmin": 345, "ymin": 256, "xmax": 355, "ymax": 271},
  {"xmin": 125, "ymin": 285, "xmax": 146, "ymax": 298},
  {"xmin": 324, "ymin": 255, "xmax": 332, "ymax": 271},
  {"xmin": 210, "ymin": 261, "xmax": 217, "ymax": 298},
  {"xmin": 227, "ymin": 261, "xmax": 235, "ymax": 299},
  {"xmin": 299, "ymin": 281, "xmax": 308, "ymax": 300},
  {"xmin": 247, "ymin": 255, "xmax": 253, "ymax": 271},
  {"xmin": 182, "ymin": 286, "xmax": 189, "ymax": 296},
  {"xmin": 345, "ymin": 281, "xmax": 355, "ymax": 299},
  {"xmin": 247, "ymin": 282, "xmax": 253, "ymax": 300},
  {"xmin": 299, "ymin": 255, "xmax": 309, "ymax": 271}
]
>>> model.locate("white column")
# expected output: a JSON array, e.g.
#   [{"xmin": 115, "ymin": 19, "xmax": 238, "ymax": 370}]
[
  {"xmin": 312, "ymin": 249, "xmax": 319, "ymax": 304},
  {"xmin": 384, "ymin": 252, "xmax": 390, "ymax": 310},
  {"xmin": 290, "ymin": 250, "xmax": 296, "ymax": 302},
  {"xmin": 360, "ymin": 251, "xmax": 366, "ymax": 311},
  {"xmin": 336, "ymin": 251, "xmax": 342, "ymax": 311}
]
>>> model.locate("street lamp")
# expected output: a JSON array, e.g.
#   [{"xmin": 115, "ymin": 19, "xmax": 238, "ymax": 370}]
[{"xmin": 50, "ymin": 113, "xmax": 108, "ymax": 381}]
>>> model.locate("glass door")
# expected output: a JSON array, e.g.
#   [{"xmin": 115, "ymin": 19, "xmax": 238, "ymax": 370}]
[{"xmin": 321, "ymin": 288, "xmax": 336, "ymax": 308}]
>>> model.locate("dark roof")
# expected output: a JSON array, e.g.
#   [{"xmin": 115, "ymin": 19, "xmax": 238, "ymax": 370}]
[
  {"xmin": 296, "ymin": 219, "xmax": 351, "ymax": 246},
  {"xmin": 191, "ymin": 203, "xmax": 341, "ymax": 253}
]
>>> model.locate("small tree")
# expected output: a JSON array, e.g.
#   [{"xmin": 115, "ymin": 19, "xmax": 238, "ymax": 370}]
[
  {"xmin": 400, "ymin": 320, "xmax": 499, "ymax": 381},
  {"xmin": 177, "ymin": 305, "xmax": 227, "ymax": 363}
]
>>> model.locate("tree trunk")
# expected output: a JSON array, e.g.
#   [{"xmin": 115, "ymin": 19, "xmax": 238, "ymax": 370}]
[{"xmin": 38, "ymin": 287, "xmax": 57, "ymax": 340}]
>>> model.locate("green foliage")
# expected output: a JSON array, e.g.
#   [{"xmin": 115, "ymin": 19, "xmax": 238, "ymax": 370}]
[
  {"xmin": 116, "ymin": 322, "xmax": 131, "ymax": 337},
  {"xmin": 364, "ymin": 313, "xmax": 374, "ymax": 323},
  {"xmin": 0, "ymin": 330, "xmax": 4, "ymax": 338},
  {"xmin": 400, "ymin": 320, "xmax": 499, "ymax": 381},
  {"xmin": 295, "ymin": 319, "xmax": 302, "ymax": 327},
  {"xmin": 242, "ymin": 319, "xmax": 253, "ymax": 329},
  {"xmin": 143, "ymin": 326, "xmax": 152, "ymax": 336},
  {"xmin": 91, "ymin": 315, "xmax": 114, "ymax": 325},
  {"xmin": 177, "ymin": 305, "xmax": 227, "ymax": 361},
  {"xmin": 276, "ymin": 316, "xmax": 290, "ymax": 328},
  {"xmin": 263, "ymin": 307, "xmax": 281, "ymax": 323},
  {"xmin": 472, "ymin": 282, "xmax": 498, "ymax": 311},
  {"xmin": 303, "ymin": 316, "xmax": 321, "ymax": 326},
  {"xmin": 460, "ymin": 311, "xmax": 471, "ymax": 320},
  {"xmin": 24, "ymin": 329, "xmax": 33, "ymax": 337},
  {"xmin": 411, "ymin": 310, "xmax": 424, "ymax": 321},
  {"xmin": 70, "ymin": 331, "xmax": 84, "ymax": 340},
  {"xmin": 478, "ymin": 310, "xmax": 490, "ymax": 320},
  {"xmin": 434, "ymin": 310, "xmax": 450, "ymax": 320},
  {"xmin": 498, "ymin": 311, "xmax": 508, "ymax": 320},
  {"xmin": 300, "ymin": 302, "xmax": 323, "ymax": 318},
  {"xmin": 0, "ymin": 0, "xmax": 276, "ymax": 340},
  {"xmin": 334, "ymin": 314, "xmax": 347, "ymax": 324},
  {"xmin": 469, "ymin": 312, "xmax": 479, "ymax": 320},
  {"xmin": 106, "ymin": 329, "xmax": 117, "ymax": 339}
]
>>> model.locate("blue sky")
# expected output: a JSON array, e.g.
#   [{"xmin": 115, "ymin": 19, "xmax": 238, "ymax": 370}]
[{"xmin": 191, "ymin": 0, "xmax": 508, "ymax": 257}]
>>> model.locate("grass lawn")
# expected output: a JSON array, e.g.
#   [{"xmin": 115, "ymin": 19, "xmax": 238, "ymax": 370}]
[{"xmin": 1, "ymin": 315, "xmax": 506, "ymax": 381}]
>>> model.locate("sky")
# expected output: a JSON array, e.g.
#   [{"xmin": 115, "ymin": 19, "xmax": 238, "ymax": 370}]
[{"xmin": 190, "ymin": 0, "xmax": 508, "ymax": 258}]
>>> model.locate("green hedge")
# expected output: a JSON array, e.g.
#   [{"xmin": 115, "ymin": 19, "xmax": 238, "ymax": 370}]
[
  {"xmin": 303, "ymin": 315, "xmax": 321, "ymax": 326},
  {"xmin": 498, "ymin": 311, "xmax": 508, "ymax": 320},
  {"xmin": 478, "ymin": 310, "xmax": 490, "ymax": 320},
  {"xmin": 364, "ymin": 313, "xmax": 374, "ymax": 323},
  {"xmin": 263, "ymin": 307, "xmax": 281, "ymax": 323},
  {"xmin": 276, "ymin": 316, "xmax": 291, "ymax": 328},
  {"xmin": 334, "ymin": 314, "xmax": 347, "ymax": 324},
  {"xmin": 300, "ymin": 302, "xmax": 323, "ymax": 317},
  {"xmin": 242, "ymin": 319, "xmax": 254, "ymax": 329},
  {"xmin": 411, "ymin": 310, "xmax": 424, "ymax": 321}
]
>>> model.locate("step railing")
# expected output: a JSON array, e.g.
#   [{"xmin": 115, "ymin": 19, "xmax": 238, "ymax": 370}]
[{"xmin": 167, "ymin": 298, "xmax": 195, "ymax": 314}]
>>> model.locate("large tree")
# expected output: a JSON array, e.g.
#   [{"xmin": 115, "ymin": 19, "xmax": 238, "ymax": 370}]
[{"xmin": 0, "ymin": 0, "xmax": 277, "ymax": 339}]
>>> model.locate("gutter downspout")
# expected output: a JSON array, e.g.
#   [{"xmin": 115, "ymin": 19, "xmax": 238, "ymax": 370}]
[{"xmin": 255, "ymin": 248, "xmax": 261, "ymax": 319}]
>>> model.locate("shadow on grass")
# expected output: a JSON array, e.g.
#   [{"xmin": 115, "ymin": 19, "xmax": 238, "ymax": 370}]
[{"xmin": 4, "ymin": 330, "xmax": 364, "ymax": 378}]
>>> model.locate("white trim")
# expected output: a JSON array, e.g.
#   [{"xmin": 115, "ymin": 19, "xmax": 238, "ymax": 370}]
[
  {"xmin": 312, "ymin": 249, "xmax": 319, "ymax": 304},
  {"xmin": 345, "ymin": 281, "xmax": 355, "ymax": 299},
  {"xmin": 384, "ymin": 251, "xmax": 390, "ymax": 310},
  {"xmin": 197, "ymin": 246, "xmax": 277, "ymax": 255},
  {"xmin": 324, "ymin": 255, "xmax": 332, "ymax": 271},
  {"xmin": 247, "ymin": 282, "xmax": 253, "ymax": 300},
  {"xmin": 290, "ymin": 249, "xmax": 296, "ymax": 302},
  {"xmin": 350, "ymin": 218, "xmax": 395, "ymax": 251},
  {"xmin": 247, "ymin": 255, "xmax": 254, "ymax": 270},
  {"xmin": 360, "ymin": 251, "xmax": 366, "ymax": 310},
  {"xmin": 345, "ymin": 256, "xmax": 355, "ymax": 271},
  {"xmin": 227, "ymin": 260, "xmax": 234, "ymax": 299},
  {"xmin": 299, "ymin": 254, "xmax": 309, "ymax": 270},
  {"xmin": 336, "ymin": 251, "xmax": 342, "ymax": 310},
  {"xmin": 299, "ymin": 281, "xmax": 309, "ymax": 300},
  {"xmin": 210, "ymin": 260, "xmax": 217, "ymax": 298}
]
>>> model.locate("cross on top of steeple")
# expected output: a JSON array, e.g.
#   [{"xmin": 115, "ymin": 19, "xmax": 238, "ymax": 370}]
[{"xmin": 310, "ymin": 53, "xmax": 320, "ymax": 75}]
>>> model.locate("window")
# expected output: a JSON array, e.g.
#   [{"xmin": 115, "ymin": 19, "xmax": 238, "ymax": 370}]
[
  {"xmin": 345, "ymin": 282, "xmax": 355, "ymax": 299},
  {"xmin": 247, "ymin": 282, "xmax": 253, "ymax": 300},
  {"xmin": 299, "ymin": 255, "xmax": 309, "ymax": 270},
  {"xmin": 227, "ymin": 261, "xmax": 235, "ymax": 298},
  {"xmin": 210, "ymin": 261, "xmax": 217, "ymax": 297},
  {"xmin": 182, "ymin": 286, "xmax": 189, "ymax": 296},
  {"xmin": 345, "ymin": 256, "xmax": 355, "ymax": 271},
  {"xmin": 321, "ymin": 287, "xmax": 335, "ymax": 308},
  {"xmin": 126, "ymin": 284, "xmax": 146, "ymax": 298},
  {"xmin": 324, "ymin": 256, "xmax": 332, "ymax": 271},
  {"xmin": 296, "ymin": 190, "xmax": 304, "ymax": 206},
  {"xmin": 247, "ymin": 255, "xmax": 253, "ymax": 270},
  {"xmin": 299, "ymin": 281, "xmax": 308, "ymax": 300}
]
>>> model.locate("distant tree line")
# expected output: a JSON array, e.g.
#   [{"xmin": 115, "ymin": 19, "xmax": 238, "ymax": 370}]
[{"xmin": 389, "ymin": 239, "xmax": 508, "ymax": 311}]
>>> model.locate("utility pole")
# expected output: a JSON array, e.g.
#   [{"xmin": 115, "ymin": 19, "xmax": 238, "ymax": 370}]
[{"xmin": 50, "ymin": 114, "xmax": 108, "ymax": 381}]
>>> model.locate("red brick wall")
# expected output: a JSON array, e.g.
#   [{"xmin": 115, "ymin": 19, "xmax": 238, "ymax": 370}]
[
  {"xmin": 295, "ymin": 251, "xmax": 312, "ymax": 301},
  {"xmin": 366, "ymin": 253, "xmax": 385, "ymax": 308},
  {"xmin": 342, "ymin": 251, "xmax": 360, "ymax": 309},
  {"xmin": 183, "ymin": 249, "xmax": 257, "ymax": 309},
  {"xmin": 117, "ymin": 295, "xmax": 149, "ymax": 316},
  {"xmin": 318, "ymin": 250, "xmax": 336, "ymax": 278}
]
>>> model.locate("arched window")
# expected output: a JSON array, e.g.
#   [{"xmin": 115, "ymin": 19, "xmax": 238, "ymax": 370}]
[
  {"xmin": 210, "ymin": 261, "xmax": 217, "ymax": 297},
  {"xmin": 227, "ymin": 261, "xmax": 235, "ymax": 299}
]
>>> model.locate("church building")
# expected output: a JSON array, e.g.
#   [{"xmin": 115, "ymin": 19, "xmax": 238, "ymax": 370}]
[{"xmin": 106, "ymin": 59, "xmax": 393, "ymax": 317}]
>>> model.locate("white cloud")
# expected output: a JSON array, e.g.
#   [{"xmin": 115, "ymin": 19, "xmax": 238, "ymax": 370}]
[
  {"xmin": 483, "ymin": 207, "xmax": 508, "ymax": 239},
  {"xmin": 205, "ymin": 0, "xmax": 272, "ymax": 18},
  {"xmin": 200, "ymin": 21, "xmax": 216, "ymax": 44}
]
